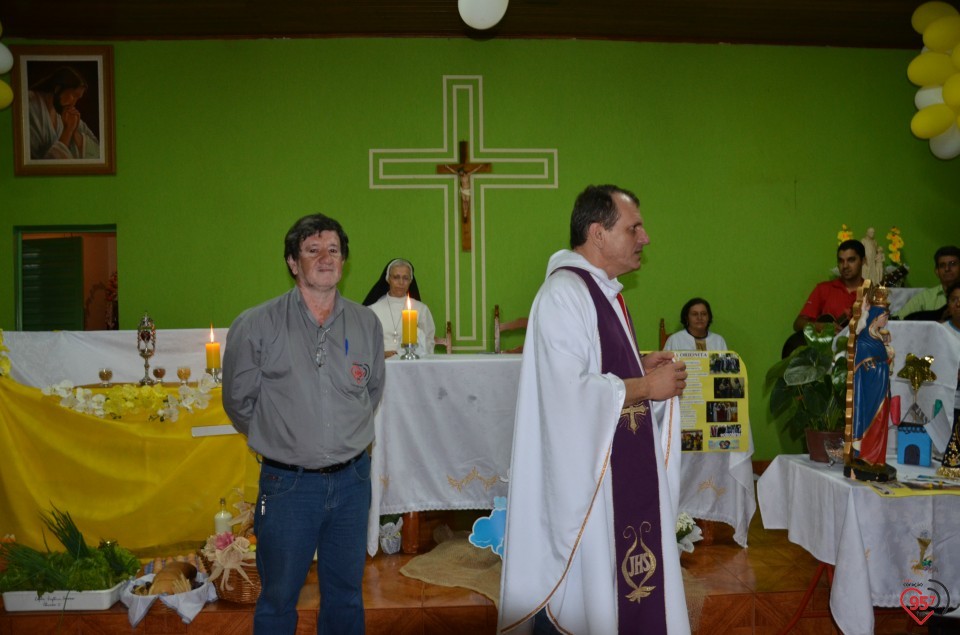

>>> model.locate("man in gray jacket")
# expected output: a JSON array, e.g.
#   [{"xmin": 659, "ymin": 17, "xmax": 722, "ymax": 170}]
[{"xmin": 223, "ymin": 213, "xmax": 385, "ymax": 635}]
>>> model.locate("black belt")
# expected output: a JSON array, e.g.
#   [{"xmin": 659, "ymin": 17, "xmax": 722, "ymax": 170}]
[{"xmin": 262, "ymin": 452, "xmax": 364, "ymax": 474}]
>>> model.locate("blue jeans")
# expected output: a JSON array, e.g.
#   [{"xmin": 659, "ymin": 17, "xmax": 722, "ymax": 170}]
[{"xmin": 252, "ymin": 452, "xmax": 371, "ymax": 635}]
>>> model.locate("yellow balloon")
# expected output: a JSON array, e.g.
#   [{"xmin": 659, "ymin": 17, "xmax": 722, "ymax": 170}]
[
  {"xmin": 913, "ymin": 1, "xmax": 959, "ymax": 34},
  {"xmin": 908, "ymin": 51, "xmax": 957, "ymax": 86},
  {"xmin": 912, "ymin": 103, "xmax": 956, "ymax": 138},
  {"xmin": 944, "ymin": 73, "xmax": 960, "ymax": 108},
  {"xmin": 924, "ymin": 15, "xmax": 960, "ymax": 52},
  {"xmin": 0, "ymin": 79, "xmax": 13, "ymax": 110}
]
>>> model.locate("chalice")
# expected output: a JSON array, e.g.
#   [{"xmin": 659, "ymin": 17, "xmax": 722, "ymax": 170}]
[
  {"xmin": 137, "ymin": 313, "xmax": 157, "ymax": 386},
  {"xmin": 152, "ymin": 367, "xmax": 166, "ymax": 384}
]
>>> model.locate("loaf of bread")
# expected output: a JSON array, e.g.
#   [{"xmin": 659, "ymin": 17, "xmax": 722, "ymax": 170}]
[{"xmin": 135, "ymin": 561, "xmax": 198, "ymax": 596}]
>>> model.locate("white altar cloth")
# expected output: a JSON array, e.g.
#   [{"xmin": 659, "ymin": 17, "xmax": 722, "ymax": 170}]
[
  {"xmin": 758, "ymin": 454, "xmax": 960, "ymax": 635},
  {"xmin": 0, "ymin": 331, "xmax": 757, "ymax": 555},
  {"xmin": 366, "ymin": 354, "xmax": 522, "ymax": 555},
  {"xmin": 3, "ymin": 328, "xmax": 230, "ymax": 388}
]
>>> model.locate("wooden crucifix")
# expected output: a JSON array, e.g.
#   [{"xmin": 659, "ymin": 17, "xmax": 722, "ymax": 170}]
[{"xmin": 436, "ymin": 140, "xmax": 491, "ymax": 251}]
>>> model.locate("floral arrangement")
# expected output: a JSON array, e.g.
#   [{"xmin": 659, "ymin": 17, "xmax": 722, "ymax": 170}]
[
  {"xmin": 42, "ymin": 373, "xmax": 217, "ymax": 422},
  {"xmin": 201, "ymin": 531, "xmax": 256, "ymax": 591},
  {"xmin": 886, "ymin": 226, "xmax": 904, "ymax": 264},
  {"xmin": 676, "ymin": 513, "xmax": 702, "ymax": 554},
  {"xmin": 0, "ymin": 329, "xmax": 10, "ymax": 378},
  {"xmin": 676, "ymin": 512, "xmax": 697, "ymax": 542},
  {"xmin": 836, "ymin": 223, "xmax": 854, "ymax": 244}
]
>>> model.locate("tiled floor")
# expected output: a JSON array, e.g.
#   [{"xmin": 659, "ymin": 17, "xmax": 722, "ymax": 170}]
[
  {"xmin": 1, "ymin": 511, "xmax": 954, "ymax": 634},
  {"xmin": 351, "ymin": 511, "xmax": 943, "ymax": 635}
]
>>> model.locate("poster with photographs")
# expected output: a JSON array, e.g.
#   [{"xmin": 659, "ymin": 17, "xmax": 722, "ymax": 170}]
[{"xmin": 674, "ymin": 351, "xmax": 750, "ymax": 453}]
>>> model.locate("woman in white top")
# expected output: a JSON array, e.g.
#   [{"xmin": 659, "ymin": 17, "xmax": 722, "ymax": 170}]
[
  {"xmin": 363, "ymin": 258, "xmax": 436, "ymax": 358},
  {"xmin": 663, "ymin": 297, "xmax": 728, "ymax": 351}
]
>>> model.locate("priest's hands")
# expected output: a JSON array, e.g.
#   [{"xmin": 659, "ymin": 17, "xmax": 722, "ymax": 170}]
[
  {"xmin": 640, "ymin": 351, "xmax": 674, "ymax": 373},
  {"xmin": 623, "ymin": 357, "xmax": 687, "ymax": 404}
]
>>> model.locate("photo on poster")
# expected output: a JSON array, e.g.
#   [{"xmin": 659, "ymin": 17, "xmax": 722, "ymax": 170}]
[
  {"xmin": 713, "ymin": 376, "xmax": 745, "ymax": 398},
  {"xmin": 708, "ymin": 439, "xmax": 740, "ymax": 451},
  {"xmin": 706, "ymin": 400, "xmax": 739, "ymax": 423},
  {"xmin": 709, "ymin": 353, "xmax": 740, "ymax": 374},
  {"xmin": 709, "ymin": 424, "xmax": 742, "ymax": 438},
  {"xmin": 681, "ymin": 430, "xmax": 703, "ymax": 451}
]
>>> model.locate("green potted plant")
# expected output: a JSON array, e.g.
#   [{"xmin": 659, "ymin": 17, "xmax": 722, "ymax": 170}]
[{"xmin": 765, "ymin": 323, "xmax": 848, "ymax": 462}]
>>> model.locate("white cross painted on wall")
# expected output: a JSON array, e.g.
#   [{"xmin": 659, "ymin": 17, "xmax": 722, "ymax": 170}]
[{"xmin": 369, "ymin": 75, "xmax": 558, "ymax": 351}]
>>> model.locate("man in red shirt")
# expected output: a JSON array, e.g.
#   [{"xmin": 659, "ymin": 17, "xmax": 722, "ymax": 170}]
[{"xmin": 793, "ymin": 239, "xmax": 866, "ymax": 332}]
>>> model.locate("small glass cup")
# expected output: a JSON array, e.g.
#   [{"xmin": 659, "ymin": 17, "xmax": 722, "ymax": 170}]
[
  {"xmin": 824, "ymin": 438, "xmax": 844, "ymax": 467},
  {"xmin": 98, "ymin": 368, "xmax": 113, "ymax": 387},
  {"xmin": 176, "ymin": 366, "xmax": 192, "ymax": 385},
  {"xmin": 152, "ymin": 367, "xmax": 166, "ymax": 384}
]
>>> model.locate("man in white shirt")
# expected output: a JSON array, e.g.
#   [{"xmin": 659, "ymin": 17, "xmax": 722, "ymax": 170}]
[{"xmin": 896, "ymin": 245, "xmax": 960, "ymax": 320}]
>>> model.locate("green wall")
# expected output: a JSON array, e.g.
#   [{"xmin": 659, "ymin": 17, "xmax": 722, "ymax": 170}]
[{"xmin": 2, "ymin": 38, "xmax": 958, "ymax": 459}]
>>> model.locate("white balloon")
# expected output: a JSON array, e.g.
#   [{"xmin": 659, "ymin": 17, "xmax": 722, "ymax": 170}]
[
  {"xmin": 0, "ymin": 43, "xmax": 12, "ymax": 75},
  {"xmin": 458, "ymin": 0, "xmax": 509, "ymax": 30},
  {"xmin": 915, "ymin": 85, "xmax": 944, "ymax": 109},
  {"xmin": 929, "ymin": 123, "xmax": 960, "ymax": 159}
]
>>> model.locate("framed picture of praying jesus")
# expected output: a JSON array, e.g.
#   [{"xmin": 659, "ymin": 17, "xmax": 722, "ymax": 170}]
[{"xmin": 10, "ymin": 45, "xmax": 116, "ymax": 176}]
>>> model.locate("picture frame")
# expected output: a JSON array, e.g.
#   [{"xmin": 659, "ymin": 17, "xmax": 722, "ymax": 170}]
[{"xmin": 10, "ymin": 45, "xmax": 115, "ymax": 176}]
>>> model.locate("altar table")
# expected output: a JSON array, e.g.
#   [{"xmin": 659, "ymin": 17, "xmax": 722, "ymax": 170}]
[
  {"xmin": 366, "ymin": 354, "xmax": 756, "ymax": 554},
  {"xmin": 0, "ymin": 377, "xmax": 258, "ymax": 553},
  {"xmin": 757, "ymin": 454, "xmax": 960, "ymax": 635},
  {"xmin": 1, "ymin": 330, "xmax": 756, "ymax": 556}
]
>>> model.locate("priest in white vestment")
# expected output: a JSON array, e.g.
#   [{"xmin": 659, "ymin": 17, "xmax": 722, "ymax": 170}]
[{"xmin": 499, "ymin": 185, "xmax": 690, "ymax": 634}]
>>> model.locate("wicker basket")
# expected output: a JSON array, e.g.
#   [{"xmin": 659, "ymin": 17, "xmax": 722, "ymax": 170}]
[{"xmin": 198, "ymin": 552, "xmax": 261, "ymax": 604}]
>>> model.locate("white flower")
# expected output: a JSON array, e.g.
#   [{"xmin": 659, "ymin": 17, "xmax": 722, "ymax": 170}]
[
  {"xmin": 43, "ymin": 380, "xmax": 75, "ymax": 397},
  {"xmin": 198, "ymin": 374, "xmax": 217, "ymax": 392},
  {"xmin": 676, "ymin": 512, "xmax": 695, "ymax": 535}
]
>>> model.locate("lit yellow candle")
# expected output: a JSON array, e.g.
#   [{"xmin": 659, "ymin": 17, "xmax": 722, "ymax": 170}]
[
  {"xmin": 401, "ymin": 296, "xmax": 418, "ymax": 345},
  {"xmin": 206, "ymin": 325, "xmax": 221, "ymax": 369}
]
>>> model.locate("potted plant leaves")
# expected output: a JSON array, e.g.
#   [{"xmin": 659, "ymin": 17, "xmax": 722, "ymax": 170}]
[{"xmin": 766, "ymin": 323, "xmax": 848, "ymax": 462}]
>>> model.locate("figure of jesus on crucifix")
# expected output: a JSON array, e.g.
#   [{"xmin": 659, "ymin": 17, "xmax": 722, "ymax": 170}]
[{"xmin": 437, "ymin": 140, "xmax": 491, "ymax": 251}]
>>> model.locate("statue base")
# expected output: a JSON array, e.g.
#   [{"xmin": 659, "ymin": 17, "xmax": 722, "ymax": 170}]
[{"xmin": 844, "ymin": 459, "xmax": 897, "ymax": 482}]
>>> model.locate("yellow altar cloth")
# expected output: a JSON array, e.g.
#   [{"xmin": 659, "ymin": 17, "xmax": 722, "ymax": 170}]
[{"xmin": 0, "ymin": 377, "xmax": 259, "ymax": 553}]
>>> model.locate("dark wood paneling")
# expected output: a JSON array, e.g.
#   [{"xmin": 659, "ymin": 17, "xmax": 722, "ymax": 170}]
[{"xmin": 0, "ymin": 0, "xmax": 922, "ymax": 49}]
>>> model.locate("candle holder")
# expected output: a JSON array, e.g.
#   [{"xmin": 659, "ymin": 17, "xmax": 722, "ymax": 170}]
[
  {"xmin": 137, "ymin": 312, "xmax": 157, "ymax": 386},
  {"xmin": 399, "ymin": 343, "xmax": 420, "ymax": 360},
  {"xmin": 206, "ymin": 368, "xmax": 222, "ymax": 384}
]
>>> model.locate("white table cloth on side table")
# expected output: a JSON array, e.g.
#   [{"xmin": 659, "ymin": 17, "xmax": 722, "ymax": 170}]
[{"xmin": 758, "ymin": 454, "xmax": 960, "ymax": 635}]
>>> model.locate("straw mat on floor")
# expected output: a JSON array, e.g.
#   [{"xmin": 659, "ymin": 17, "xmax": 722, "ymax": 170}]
[
  {"xmin": 399, "ymin": 531, "xmax": 502, "ymax": 609},
  {"xmin": 399, "ymin": 528, "xmax": 707, "ymax": 630}
]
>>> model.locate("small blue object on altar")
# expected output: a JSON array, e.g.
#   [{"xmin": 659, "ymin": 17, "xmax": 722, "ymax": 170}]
[{"xmin": 897, "ymin": 422, "xmax": 932, "ymax": 467}]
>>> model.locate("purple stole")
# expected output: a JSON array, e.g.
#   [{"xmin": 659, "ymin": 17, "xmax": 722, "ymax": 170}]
[{"xmin": 560, "ymin": 267, "xmax": 667, "ymax": 633}]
